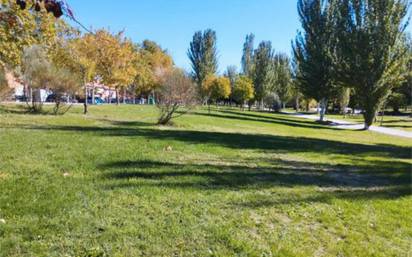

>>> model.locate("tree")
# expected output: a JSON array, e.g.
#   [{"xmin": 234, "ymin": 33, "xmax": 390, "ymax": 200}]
[
  {"xmin": 135, "ymin": 40, "xmax": 173, "ymax": 99},
  {"xmin": 337, "ymin": 87, "xmax": 351, "ymax": 115},
  {"xmin": 156, "ymin": 69, "xmax": 198, "ymax": 125},
  {"xmin": 0, "ymin": 66, "xmax": 11, "ymax": 101},
  {"xmin": 48, "ymin": 40, "xmax": 83, "ymax": 114},
  {"xmin": 202, "ymin": 75, "xmax": 231, "ymax": 112},
  {"xmin": 187, "ymin": 29, "xmax": 218, "ymax": 99},
  {"xmin": 293, "ymin": 0, "xmax": 337, "ymax": 122},
  {"xmin": 206, "ymin": 76, "xmax": 231, "ymax": 104},
  {"xmin": 273, "ymin": 53, "xmax": 293, "ymax": 110},
  {"xmin": 241, "ymin": 33, "xmax": 255, "ymax": 78},
  {"xmin": 91, "ymin": 30, "xmax": 137, "ymax": 106},
  {"xmin": 253, "ymin": 41, "xmax": 275, "ymax": 109},
  {"xmin": 21, "ymin": 45, "xmax": 52, "ymax": 112},
  {"xmin": 232, "ymin": 76, "xmax": 254, "ymax": 110},
  {"xmin": 334, "ymin": 0, "xmax": 410, "ymax": 129},
  {"xmin": 0, "ymin": 0, "xmax": 60, "ymax": 68},
  {"xmin": 48, "ymin": 67, "xmax": 81, "ymax": 115},
  {"xmin": 21, "ymin": 44, "xmax": 82, "ymax": 114},
  {"xmin": 387, "ymin": 34, "xmax": 412, "ymax": 113},
  {"xmin": 71, "ymin": 33, "xmax": 98, "ymax": 114},
  {"xmin": 224, "ymin": 65, "xmax": 238, "ymax": 105}
]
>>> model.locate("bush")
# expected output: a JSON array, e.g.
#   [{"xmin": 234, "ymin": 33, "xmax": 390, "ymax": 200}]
[{"xmin": 156, "ymin": 69, "xmax": 198, "ymax": 125}]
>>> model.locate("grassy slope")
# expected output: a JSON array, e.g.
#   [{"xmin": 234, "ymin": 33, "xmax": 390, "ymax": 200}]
[{"xmin": 0, "ymin": 105, "xmax": 411, "ymax": 257}]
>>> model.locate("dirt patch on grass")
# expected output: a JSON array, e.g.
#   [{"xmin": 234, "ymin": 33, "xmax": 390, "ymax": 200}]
[{"xmin": 0, "ymin": 172, "xmax": 9, "ymax": 180}]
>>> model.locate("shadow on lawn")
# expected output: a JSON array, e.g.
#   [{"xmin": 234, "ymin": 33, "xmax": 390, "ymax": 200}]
[
  {"xmin": 195, "ymin": 110, "xmax": 341, "ymax": 131},
  {"xmin": 5, "ymin": 123, "xmax": 411, "ymax": 160},
  {"xmin": 99, "ymin": 159, "xmax": 411, "ymax": 202},
  {"xmin": 378, "ymin": 119, "xmax": 412, "ymax": 130}
]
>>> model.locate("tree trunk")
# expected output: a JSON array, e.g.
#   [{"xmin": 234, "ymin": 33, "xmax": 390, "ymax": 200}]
[
  {"xmin": 295, "ymin": 96, "xmax": 300, "ymax": 112},
  {"xmin": 29, "ymin": 87, "xmax": 33, "ymax": 103},
  {"xmin": 363, "ymin": 106, "xmax": 376, "ymax": 130},
  {"xmin": 123, "ymin": 86, "xmax": 127, "ymax": 104},
  {"xmin": 91, "ymin": 86, "xmax": 95, "ymax": 105},
  {"xmin": 116, "ymin": 87, "xmax": 120, "ymax": 105},
  {"xmin": 83, "ymin": 84, "xmax": 88, "ymax": 115},
  {"xmin": 319, "ymin": 98, "xmax": 328, "ymax": 122}
]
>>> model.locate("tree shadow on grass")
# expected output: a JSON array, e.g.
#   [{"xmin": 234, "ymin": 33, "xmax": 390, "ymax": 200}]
[
  {"xmin": 0, "ymin": 104, "xmax": 30, "ymax": 115},
  {"xmin": 99, "ymin": 159, "xmax": 411, "ymax": 202},
  {"xmin": 194, "ymin": 110, "xmax": 341, "ymax": 131},
  {"xmin": 380, "ymin": 119, "xmax": 412, "ymax": 124},
  {"xmin": 4, "ymin": 124, "xmax": 411, "ymax": 160}
]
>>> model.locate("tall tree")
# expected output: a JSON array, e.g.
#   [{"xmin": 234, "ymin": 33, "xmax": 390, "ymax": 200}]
[
  {"xmin": 241, "ymin": 33, "xmax": 255, "ymax": 78},
  {"xmin": 273, "ymin": 53, "xmax": 293, "ymax": 109},
  {"xmin": 92, "ymin": 30, "xmax": 137, "ymax": 105},
  {"xmin": 72, "ymin": 33, "xmax": 98, "ymax": 114},
  {"xmin": 293, "ymin": 0, "xmax": 337, "ymax": 122},
  {"xmin": 187, "ymin": 29, "xmax": 218, "ymax": 99},
  {"xmin": 334, "ymin": 0, "xmax": 410, "ymax": 129},
  {"xmin": 224, "ymin": 65, "xmax": 238, "ymax": 105},
  {"xmin": 21, "ymin": 45, "xmax": 52, "ymax": 112},
  {"xmin": 136, "ymin": 40, "xmax": 173, "ymax": 98},
  {"xmin": 253, "ymin": 41, "xmax": 275, "ymax": 109}
]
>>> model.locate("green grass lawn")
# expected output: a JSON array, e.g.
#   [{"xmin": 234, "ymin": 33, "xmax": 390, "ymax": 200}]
[
  {"xmin": 326, "ymin": 113, "xmax": 412, "ymax": 132},
  {"xmin": 0, "ymin": 104, "xmax": 411, "ymax": 257}
]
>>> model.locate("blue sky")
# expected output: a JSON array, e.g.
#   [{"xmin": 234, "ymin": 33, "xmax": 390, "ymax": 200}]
[
  {"xmin": 65, "ymin": 1, "xmax": 409, "ymax": 73},
  {"xmin": 66, "ymin": 0, "xmax": 301, "ymax": 73}
]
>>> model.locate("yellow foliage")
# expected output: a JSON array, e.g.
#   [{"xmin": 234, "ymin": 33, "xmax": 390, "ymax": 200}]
[
  {"xmin": 202, "ymin": 75, "xmax": 231, "ymax": 101},
  {"xmin": 0, "ymin": 0, "xmax": 61, "ymax": 67},
  {"xmin": 233, "ymin": 76, "xmax": 255, "ymax": 103}
]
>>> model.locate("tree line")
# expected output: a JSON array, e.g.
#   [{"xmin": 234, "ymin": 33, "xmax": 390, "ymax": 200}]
[
  {"xmin": 0, "ymin": 0, "xmax": 175, "ymax": 116},
  {"xmin": 1, "ymin": 0, "xmax": 411, "ymax": 128},
  {"xmin": 187, "ymin": 0, "xmax": 411, "ymax": 130},
  {"xmin": 188, "ymin": 30, "xmax": 294, "ymax": 113}
]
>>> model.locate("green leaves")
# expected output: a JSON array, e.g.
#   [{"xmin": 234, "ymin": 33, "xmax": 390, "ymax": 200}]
[
  {"xmin": 293, "ymin": 0, "xmax": 409, "ymax": 128},
  {"xmin": 293, "ymin": 0, "xmax": 337, "ymax": 103},
  {"xmin": 334, "ymin": 0, "xmax": 410, "ymax": 127},
  {"xmin": 188, "ymin": 29, "xmax": 218, "ymax": 90}
]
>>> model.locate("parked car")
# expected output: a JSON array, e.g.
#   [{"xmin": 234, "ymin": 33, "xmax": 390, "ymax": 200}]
[
  {"xmin": 87, "ymin": 97, "xmax": 105, "ymax": 105},
  {"xmin": 15, "ymin": 95, "xmax": 28, "ymax": 102}
]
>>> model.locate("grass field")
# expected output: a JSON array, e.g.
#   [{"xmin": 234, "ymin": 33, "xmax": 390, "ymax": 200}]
[
  {"xmin": 326, "ymin": 113, "xmax": 412, "ymax": 132},
  {"xmin": 0, "ymin": 104, "xmax": 411, "ymax": 257}
]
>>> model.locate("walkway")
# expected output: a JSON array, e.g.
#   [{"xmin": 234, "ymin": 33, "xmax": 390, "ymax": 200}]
[{"xmin": 292, "ymin": 113, "xmax": 412, "ymax": 139}]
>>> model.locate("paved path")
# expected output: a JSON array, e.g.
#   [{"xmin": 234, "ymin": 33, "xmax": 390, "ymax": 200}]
[{"xmin": 292, "ymin": 113, "xmax": 412, "ymax": 139}]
